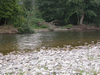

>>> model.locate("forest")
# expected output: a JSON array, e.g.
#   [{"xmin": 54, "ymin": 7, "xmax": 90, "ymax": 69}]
[
  {"xmin": 1, "ymin": 0, "xmax": 100, "ymax": 74},
  {"xmin": 0, "ymin": 0, "xmax": 100, "ymax": 33}
]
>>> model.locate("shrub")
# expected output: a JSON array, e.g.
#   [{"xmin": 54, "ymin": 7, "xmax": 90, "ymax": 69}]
[
  {"xmin": 13, "ymin": 16, "xmax": 26, "ymax": 27},
  {"xmin": 41, "ymin": 24, "xmax": 48, "ymax": 28},
  {"xmin": 18, "ymin": 24, "xmax": 34, "ymax": 33},
  {"xmin": 60, "ymin": 24, "xmax": 73, "ymax": 29},
  {"xmin": 67, "ymin": 24, "xmax": 73, "ymax": 28}
]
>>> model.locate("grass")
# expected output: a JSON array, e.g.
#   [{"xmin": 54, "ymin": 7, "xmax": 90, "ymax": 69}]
[
  {"xmin": 5, "ymin": 73, "xmax": 12, "ymax": 75},
  {"xmin": 19, "ymin": 70, "xmax": 25, "ymax": 75},
  {"xmin": 44, "ymin": 66, "xmax": 48, "ymax": 70},
  {"xmin": 31, "ymin": 24, "xmax": 49, "ymax": 29},
  {"xmin": 60, "ymin": 24, "xmax": 73, "ymax": 29},
  {"xmin": 53, "ymin": 72, "xmax": 56, "ymax": 75},
  {"xmin": 5, "ymin": 70, "xmax": 25, "ymax": 75}
]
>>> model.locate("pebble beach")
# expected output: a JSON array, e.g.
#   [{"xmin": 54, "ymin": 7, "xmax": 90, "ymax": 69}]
[{"xmin": 0, "ymin": 42, "xmax": 100, "ymax": 75}]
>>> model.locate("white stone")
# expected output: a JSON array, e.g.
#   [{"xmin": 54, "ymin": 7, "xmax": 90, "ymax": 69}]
[
  {"xmin": 0, "ymin": 60, "xmax": 3, "ymax": 63},
  {"xmin": 1, "ymin": 45, "xmax": 100, "ymax": 74},
  {"xmin": 0, "ymin": 64, "xmax": 2, "ymax": 68}
]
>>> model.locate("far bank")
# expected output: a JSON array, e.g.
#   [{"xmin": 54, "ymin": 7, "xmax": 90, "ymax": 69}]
[{"xmin": 0, "ymin": 24, "xmax": 100, "ymax": 34}]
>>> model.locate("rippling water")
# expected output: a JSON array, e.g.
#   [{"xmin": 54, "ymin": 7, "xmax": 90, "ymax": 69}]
[{"xmin": 0, "ymin": 30, "xmax": 100, "ymax": 54}]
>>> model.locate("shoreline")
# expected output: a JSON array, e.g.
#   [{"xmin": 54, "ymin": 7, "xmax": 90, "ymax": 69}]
[
  {"xmin": 0, "ymin": 24, "xmax": 100, "ymax": 34},
  {"xmin": 0, "ymin": 25, "xmax": 19, "ymax": 34},
  {"xmin": 0, "ymin": 43, "xmax": 100, "ymax": 74},
  {"xmin": 34, "ymin": 28, "xmax": 100, "ymax": 33},
  {"xmin": 0, "ymin": 28, "xmax": 99, "ymax": 34}
]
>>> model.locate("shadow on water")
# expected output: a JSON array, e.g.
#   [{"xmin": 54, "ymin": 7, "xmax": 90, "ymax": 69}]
[{"xmin": 0, "ymin": 30, "xmax": 100, "ymax": 54}]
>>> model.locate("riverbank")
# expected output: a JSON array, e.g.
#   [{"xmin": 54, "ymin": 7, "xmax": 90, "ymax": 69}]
[
  {"xmin": 0, "ymin": 42, "xmax": 100, "ymax": 75},
  {"xmin": 0, "ymin": 25, "xmax": 19, "ymax": 34},
  {"xmin": 35, "ymin": 24, "xmax": 100, "ymax": 32},
  {"xmin": 0, "ymin": 24, "xmax": 100, "ymax": 34}
]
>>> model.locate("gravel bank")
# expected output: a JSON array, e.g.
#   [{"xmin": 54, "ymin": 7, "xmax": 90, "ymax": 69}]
[{"xmin": 0, "ymin": 43, "xmax": 100, "ymax": 75}]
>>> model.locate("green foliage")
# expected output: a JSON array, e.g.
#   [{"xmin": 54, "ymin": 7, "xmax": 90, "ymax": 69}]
[
  {"xmin": 36, "ymin": 0, "xmax": 100, "ymax": 25},
  {"xmin": 21, "ymin": 0, "xmax": 45, "ymax": 26},
  {"xmin": 85, "ymin": 10, "xmax": 97, "ymax": 18},
  {"xmin": 65, "ymin": 0, "xmax": 100, "ymax": 24},
  {"xmin": 19, "ymin": 70, "xmax": 25, "ymax": 75},
  {"xmin": 0, "ymin": 0, "xmax": 24, "ymax": 26},
  {"xmin": 5, "ymin": 73, "xmax": 12, "ymax": 75},
  {"xmin": 1, "ymin": 0, "xmax": 100, "ymax": 33},
  {"xmin": 36, "ymin": 0, "xmax": 67, "ymax": 22},
  {"xmin": 67, "ymin": 24, "xmax": 73, "ymax": 28},
  {"xmin": 24, "ymin": 8, "xmax": 45, "ymax": 29},
  {"xmin": 13, "ymin": 16, "xmax": 26, "ymax": 27},
  {"xmin": 53, "ymin": 72, "xmax": 56, "ymax": 75},
  {"xmin": 22, "ymin": 0, "xmax": 34, "ymax": 11},
  {"xmin": 40, "ymin": 24, "xmax": 48, "ymax": 28},
  {"xmin": 60, "ymin": 24, "xmax": 73, "ymax": 29},
  {"xmin": 31, "ymin": 24, "xmax": 48, "ymax": 29},
  {"xmin": 18, "ymin": 0, "xmax": 45, "ymax": 33},
  {"xmin": 18, "ymin": 24, "xmax": 34, "ymax": 33},
  {"xmin": 44, "ymin": 66, "xmax": 48, "ymax": 70}
]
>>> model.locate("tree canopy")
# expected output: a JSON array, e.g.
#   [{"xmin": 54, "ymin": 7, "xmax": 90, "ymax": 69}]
[
  {"xmin": 36, "ymin": 0, "xmax": 100, "ymax": 25},
  {"xmin": 0, "ymin": 0, "xmax": 100, "ymax": 33},
  {"xmin": 0, "ymin": 0, "xmax": 23, "ymax": 25}
]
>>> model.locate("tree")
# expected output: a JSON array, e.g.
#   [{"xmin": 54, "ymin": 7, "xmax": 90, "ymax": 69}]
[
  {"xmin": 36, "ymin": 0, "xmax": 67, "ymax": 21},
  {"xmin": 18, "ymin": 0, "xmax": 44, "ymax": 33},
  {"xmin": 0, "ymin": 0, "xmax": 22, "ymax": 25},
  {"xmin": 36, "ymin": 0, "xmax": 100, "ymax": 25},
  {"xmin": 67, "ymin": 0, "xmax": 100, "ymax": 25}
]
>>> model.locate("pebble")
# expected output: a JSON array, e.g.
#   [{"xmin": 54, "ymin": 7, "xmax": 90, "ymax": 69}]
[
  {"xmin": 0, "ymin": 44, "xmax": 100, "ymax": 75},
  {"xmin": 0, "ymin": 64, "xmax": 2, "ymax": 68},
  {"xmin": 0, "ymin": 60, "xmax": 3, "ymax": 63}
]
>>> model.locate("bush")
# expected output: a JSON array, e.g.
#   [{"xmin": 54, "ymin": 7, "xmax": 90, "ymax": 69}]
[
  {"xmin": 13, "ymin": 16, "xmax": 26, "ymax": 27},
  {"xmin": 60, "ymin": 24, "xmax": 73, "ymax": 29},
  {"xmin": 41, "ymin": 24, "xmax": 48, "ymax": 28},
  {"xmin": 18, "ymin": 24, "xmax": 34, "ymax": 33},
  {"xmin": 67, "ymin": 24, "xmax": 73, "ymax": 28},
  {"xmin": 25, "ymin": 10, "xmax": 45, "ymax": 29}
]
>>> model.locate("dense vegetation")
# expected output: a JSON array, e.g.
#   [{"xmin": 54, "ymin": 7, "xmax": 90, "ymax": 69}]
[
  {"xmin": 0, "ymin": 0, "xmax": 100, "ymax": 33},
  {"xmin": 36, "ymin": 0, "xmax": 100, "ymax": 25},
  {"xmin": 0, "ymin": 0, "xmax": 45, "ymax": 33},
  {"xmin": 0, "ymin": 0, "xmax": 23, "ymax": 26}
]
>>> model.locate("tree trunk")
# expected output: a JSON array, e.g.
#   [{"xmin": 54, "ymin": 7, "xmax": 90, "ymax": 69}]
[
  {"xmin": 4, "ymin": 19, "xmax": 6, "ymax": 25},
  {"xmin": 77, "ymin": 13, "xmax": 79, "ymax": 25},
  {"xmin": 79, "ymin": 11, "xmax": 84, "ymax": 25}
]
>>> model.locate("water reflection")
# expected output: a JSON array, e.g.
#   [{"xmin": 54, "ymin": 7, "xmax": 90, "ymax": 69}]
[
  {"xmin": 16, "ymin": 34, "xmax": 42, "ymax": 50},
  {"xmin": 0, "ymin": 30, "xmax": 100, "ymax": 54},
  {"xmin": 0, "ymin": 34, "xmax": 17, "ymax": 54}
]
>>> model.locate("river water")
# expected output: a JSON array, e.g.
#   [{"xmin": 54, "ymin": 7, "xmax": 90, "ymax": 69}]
[{"xmin": 0, "ymin": 30, "xmax": 100, "ymax": 55}]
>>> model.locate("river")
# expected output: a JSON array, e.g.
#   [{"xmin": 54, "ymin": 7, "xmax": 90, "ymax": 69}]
[{"xmin": 0, "ymin": 30, "xmax": 100, "ymax": 55}]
